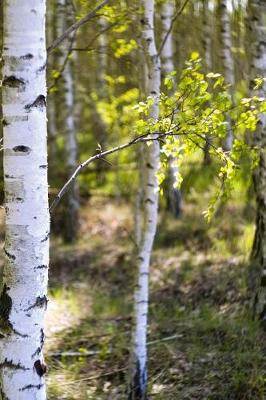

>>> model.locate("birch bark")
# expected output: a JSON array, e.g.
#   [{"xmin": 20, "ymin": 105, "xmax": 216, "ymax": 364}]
[
  {"xmin": 92, "ymin": 16, "xmax": 109, "ymax": 183},
  {"xmin": 47, "ymin": 0, "xmax": 57, "ymax": 163},
  {"xmin": 129, "ymin": 0, "xmax": 161, "ymax": 398},
  {"xmin": 161, "ymin": 0, "xmax": 182, "ymax": 217},
  {"xmin": 202, "ymin": 0, "xmax": 212, "ymax": 165},
  {"xmin": 218, "ymin": 0, "xmax": 235, "ymax": 151},
  {"xmin": 0, "ymin": 1, "xmax": 49, "ymax": 399},
  {"xmin": 247, "ymin": 0, "xmax": 266, "ymax": 321}
]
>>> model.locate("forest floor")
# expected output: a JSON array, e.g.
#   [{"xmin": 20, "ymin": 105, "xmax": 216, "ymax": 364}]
[{"xmin": 44, "ymin": 191, "xmax": 266, "ymax": 400}]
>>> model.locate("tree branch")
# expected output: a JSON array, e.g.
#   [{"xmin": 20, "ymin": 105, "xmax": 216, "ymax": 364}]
[
  {"xmin": 158, "ymin": 0, "xmax": 191, "ymax": 56},
  {"xmin": 49, "ymin": 131, "xmax": 178, "ymax": 213},
  {"xmin": 47, "ymin": 0, "xmax": 110, "ymax": 54}
]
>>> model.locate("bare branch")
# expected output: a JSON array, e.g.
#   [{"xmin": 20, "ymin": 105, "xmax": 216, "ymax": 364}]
[
  {"xmin": 47, "ymin": 0, "xmax": 110, "ymax": 54},
  {"xmin": 49, "ymin": 131, "xmax": 178, "ymax": 213},
  {"xmin": 48, "ymin": 34, "xmax": 76, "ymax": 92},
  {"xmin": 158, "ymin": 0, "xmax": 191, "ymax": 56}
]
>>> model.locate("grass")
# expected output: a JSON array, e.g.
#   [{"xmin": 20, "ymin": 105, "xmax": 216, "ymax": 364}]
[{"xmin": 45, "ymin": 180, "xmax": 266, "ymax": 399}]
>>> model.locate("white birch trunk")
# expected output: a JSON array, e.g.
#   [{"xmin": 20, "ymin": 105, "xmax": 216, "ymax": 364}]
[
  {"xmin": 93, "ymin": 16, "xmax": 109, "ymax": 182},
  {"xmin": 202, "ymin": 0, "xmax": 212, "ymax": 165},
  {"xmin": 161, "ymin": 1, "xmax": 174, "ymax": 76},
  {"xmin": 129, "ymin": 0, "xmax": 161, "ymax": 398},
  {"xmin": 57, "ymin": 0, "xmax": 79, "ymax": 243},
  {"xmin": 202, "ymin": 0, "xmax": 212, "ymax": 72},
  {"xmin": 98, "ymin": 17, "xmax": 108, "ymax": 101},
  {"xmin": 161, "ymin": 1, "xmax": 182, "ymax": 217},
  {"xmin": 47, "ymin": 1, "xmax": 57, "ymax": 164},
  {"xmin": 0, "ymin": 1, "xmax": 49, "ymax": 399},
  {"xmin": 134, "ymin": 145, "xmax": 145, "ymax": 249},
  {"xmin": 247, "ymin": 0, "xmax": 266, "ymax": 321},
  {"xmin": 218, "ymin": 0, "xmax": 235, "ymax": 151}
]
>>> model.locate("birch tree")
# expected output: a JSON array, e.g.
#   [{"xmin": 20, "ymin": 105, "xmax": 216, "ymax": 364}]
[
  {"xmin": 161, "ymin": 0, "xmax": 182, "ymax": 217},
  {"xmin": 247, "ymin": 0, "xmax": 266, "ymax": 321},
  {"xmin": 217, "ymin": 0, "xmax": 235, "ymax": 151},
  {"xmin": 93, "ymin": 16, "xmax": 109, "ymax": 183},
  {"xmin": 202, "ymin": 0, "xmax": 212, "ymax": 164},
  {"xmin": 47, "ymin": 0, "xmax": 58, "ymax": 164},
  {"xmin": 129, "ymin": 0, "xmax": 161, "ymax": 398},
  {"xmin": 57, "ymin": 0, "xmax": 79, "ymax": 243},
  {"xmin": 0, "ymin": 0, "xmax": 49, "ymax": 398}
]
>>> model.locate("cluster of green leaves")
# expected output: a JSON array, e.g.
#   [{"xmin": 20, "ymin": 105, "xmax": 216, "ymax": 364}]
[
  {"xmin": 133, "ymin": 53, "xmax": 265, "ymax": 220},
  {"xmin": 93, "ymin": 74, "xmax": 140, "ymax": 139}
]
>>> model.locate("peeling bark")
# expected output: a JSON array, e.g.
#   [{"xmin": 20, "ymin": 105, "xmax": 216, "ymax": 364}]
[{"xmin": 0, "ymin": 0, "xmax": 49, "ymax": 398}]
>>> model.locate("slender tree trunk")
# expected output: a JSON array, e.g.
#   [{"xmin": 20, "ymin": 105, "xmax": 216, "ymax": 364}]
[
  {"xmin": 98, "ymin": 16, "xmax": 108, "ymax": 102},
  {"xmin": 161, "ymin": 0, "xmax": 182, "ymax": 217},
  {"xmin": 134, "ymin": 144, "xmax": 146, "ymax": 248},
  {"xmin": 217, "ymin": 0, "xmax": 235, "ymax": 151},
  {"xmin": 0, "ymin": 1, "xmax": 49, "ymax": 398},
  {"xmin": 47, "ymin": 0, "xmax": 58, "ymax": 164},
  {"xmin": 57, "ymin": 0, "xmax": 79, "ymax": 243},
  {"xmin": 247, "ymin": 0, "xmax": 266, "ymax": 321},
  {"xmin": 0, "ymin": 3, "xmax": 4, "ymax": 206},
  {"xmin": 129, "ymin": 0, "xmax": 161, "ymax": 398},
  {"xmin": 92, "ymin": 16, "xmax": 109, "ymax": 183},
  {"xmin": 202, "ymin": 0, "xmax": 212, "ymax": 165}
]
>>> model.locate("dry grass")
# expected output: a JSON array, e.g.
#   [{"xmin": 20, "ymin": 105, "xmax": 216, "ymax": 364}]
[{"xmin": 43, "ymin": 194, "xmax": 266, "ymax": 400}]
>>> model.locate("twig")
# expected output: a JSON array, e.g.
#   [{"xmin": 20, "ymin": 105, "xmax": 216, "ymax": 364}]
[
  {"xmin": 48, "ymin": 34, "xmax": 76, "ymax": 92},
  {"xmin": 158, "ymin": 0, "xmax": 191, "ymax": 56},
  {"xmin": 49, "ymin": 334, "xmax": 183, "ymax": 358},
  {"xmin": 49, "ymin": 350, "xmax": 102, "ymax": 358},
  {"xmin": 71, "ymin": 22, "xmax": 116, "ymax": 52},
  {"xmin": 49, "ymin": 130, "xmax": 178, "ymax": 213},
  {"xmin": 52, "ymin": 334, "xmax": 183, "ymax": 386},
  {"xmin": 47, "ymin": 0, "xmax": 110, "ymax": 53},
  {"xmin": 147, "ymin": 333, "xmax": 183, "ymax": 346},
  {"xmin": 60, "ymin": 367, "xmax": 127, "ymax": 385}
]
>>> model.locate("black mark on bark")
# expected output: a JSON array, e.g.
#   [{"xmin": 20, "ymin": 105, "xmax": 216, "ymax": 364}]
[
  {"xmin": 2, "ymin": 119, "xmax": 10, "ymax": 127},
  {"xmin": 4, "ymin": 174, "xmax": 15, "ymax": 179},
  {"xmin": 145, "ymin": 198, "xmax": 154, "ymax": 204},
  {"xmin": 26, "ymin": 296, "xmax": 48, "ymax": 311},
  {"xmin": 0, "ymin": 358, "xmax": 29, "ymax": 371},
  {"xmin": 3, "ymin": 76, "xmax": 25, "ymax": 88},
  {"xmin": 25, "ymin": 95, "xmax": 46, "ymax": 111},
  {"xmin": 34, "ymin": 264, "xmax": 48, "ymax": 270},
  {"xmin": 34, "ymin": 360, "xmax": 47, "ymax": 377},
  {"xmin": 13, "ymin": 145, "xmax": 31, "ymax": 153},
  {"xmin": 20, "ymin": 54, "xmax": 33, "ymax": 60},
  {"xmin": 40, "ymin": 328, "xmax": 45, "ymax": 348},
  {"xmin": 13, "ymin": 329, "xmax": 29, "ymax": 338},
  {"xmin": 0, "ymin": 285, "xmax": 13, "ymax": 332},
  {"xmin": 146, "ymin": 163, "xmax": 154, "ymax": 169},
  {"xmin": 20, "ymin": 384, "xmax": 44, "ymax": 391},
  {"xmin": 4, "ymin": 248, "xmax": 16, "ymax": 260},
  {"xmin": 128, "ymin": 359, "xmax": 147, "ymax": 400},
  {"xmin": 32, "ymin": 347, "xmax": 41, "ymax": 358},
  {"xmin": 41, "ymin": 232, "xmax": 50, "ymax": 242},
  {"xmin": 37, "ymin": 64, "xmax": 46, "ymax": 74}
]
